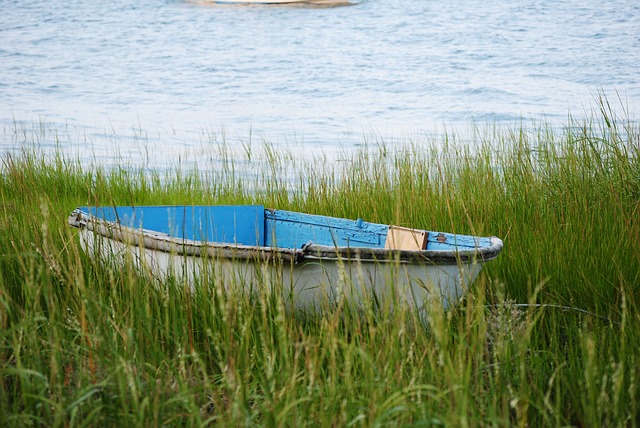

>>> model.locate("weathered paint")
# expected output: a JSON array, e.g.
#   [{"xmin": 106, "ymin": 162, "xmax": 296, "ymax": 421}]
[
  {"xmin": 425, "ymin": 231, "xmax": 492, "ymax": 251},
  {"xmin": 264, "ymin": 209, "xmax": 388, "ymax": 249}
]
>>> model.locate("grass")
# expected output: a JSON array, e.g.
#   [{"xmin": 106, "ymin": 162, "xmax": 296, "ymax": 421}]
[{"xmin": 1, "ymin": 105, "xmax": 639, "ymax": 426}]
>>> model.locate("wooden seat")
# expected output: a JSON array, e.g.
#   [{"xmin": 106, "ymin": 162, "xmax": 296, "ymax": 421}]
[{"xmin": 384, "ymin": 226, "xmax": 427, "ymax": 251}]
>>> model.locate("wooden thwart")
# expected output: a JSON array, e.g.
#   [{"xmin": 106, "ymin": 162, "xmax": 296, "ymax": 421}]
[{"xmin": 384, "ymin": 226, "xmax": 428, "ymax": 251}]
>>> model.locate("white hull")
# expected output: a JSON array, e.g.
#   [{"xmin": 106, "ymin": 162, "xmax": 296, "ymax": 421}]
[{"xmin": 78, "ymin": 228, "xmax": 483, "ymax": 312}]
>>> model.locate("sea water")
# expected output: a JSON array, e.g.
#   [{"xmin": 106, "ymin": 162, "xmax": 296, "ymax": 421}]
[{"xmin": 1, "ymin": 0, "xmax": 638, "ymax": 169}]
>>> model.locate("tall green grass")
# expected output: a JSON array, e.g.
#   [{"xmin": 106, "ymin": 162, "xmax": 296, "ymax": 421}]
[{"xmin": 1, "ymin": 107, "xmax": 639, "ymax": 426}]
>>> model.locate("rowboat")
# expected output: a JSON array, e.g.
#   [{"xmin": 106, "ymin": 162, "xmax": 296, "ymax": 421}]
[
  {"xmin": 68, "ymin": 205, "xmax": 503, "ymax": 312},
  {"xmin": 200, "ymin": 0, "xmax": 350, "ymax": 5}
]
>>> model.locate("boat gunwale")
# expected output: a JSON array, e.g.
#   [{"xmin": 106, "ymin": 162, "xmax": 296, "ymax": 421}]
[{"xmin": 68, "ymin": 209, "xmax": 503, "ymax": 265}]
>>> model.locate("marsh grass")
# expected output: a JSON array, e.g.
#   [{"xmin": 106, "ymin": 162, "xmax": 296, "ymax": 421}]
[{"xmin": 1, "ymin": 106, "xmax": 639, "ymax": 426}]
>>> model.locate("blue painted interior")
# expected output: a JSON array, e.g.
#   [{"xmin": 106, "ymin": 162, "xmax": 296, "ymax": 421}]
[
  {"xmin": 425, "ymin": 232, "xmax": 492, "ymax": 250},
  {"xmin": 264, "ymin": 209, "xmax": 389, "ymax": 249},
  {"xmin": 79, "ymin": 205, "xmax": 492, "ymax": 250},
  {"xmin": 81, "ymin": 205, "xmax": 264, "ymax": 246}
]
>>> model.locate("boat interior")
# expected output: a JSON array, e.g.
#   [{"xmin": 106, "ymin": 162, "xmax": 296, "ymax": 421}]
[{"xmin": 77, "ymin": 205, "xmax": 489, "ymax": 251}]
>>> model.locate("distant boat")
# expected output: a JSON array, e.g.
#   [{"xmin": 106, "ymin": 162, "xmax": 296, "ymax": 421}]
[
  {"xmin": 68, "ymin": 205, "xmax": 503, "ymax": 312},
  {"xmin": 207, "ymin": 0, "xmax": 349, "ymax": 4}
]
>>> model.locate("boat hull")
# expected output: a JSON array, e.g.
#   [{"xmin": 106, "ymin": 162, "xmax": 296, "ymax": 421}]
[{"xmin": 76, "ymin": 226, "xmax": 487, "ymax": 312}]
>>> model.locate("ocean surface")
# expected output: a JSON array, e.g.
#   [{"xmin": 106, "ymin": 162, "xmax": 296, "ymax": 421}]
[{"xmin": 1, "ymin": 0, "xmax": 639, "ymax": 169}]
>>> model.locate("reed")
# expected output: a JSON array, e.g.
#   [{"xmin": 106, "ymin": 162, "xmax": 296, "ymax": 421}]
[{"xmin": 1, "ymin": 105, "xmax": 638, "ymax": 426}]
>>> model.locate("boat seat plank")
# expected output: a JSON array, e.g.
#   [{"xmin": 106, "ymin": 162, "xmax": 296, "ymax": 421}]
[{"xmin": 384, "ymin": 226, "xmax": 428, "ymax": 251}]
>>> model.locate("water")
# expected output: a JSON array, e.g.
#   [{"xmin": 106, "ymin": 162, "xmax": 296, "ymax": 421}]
[{"xmin": 1, "ymin": 0, "xmax": 639, "ymax": 168}]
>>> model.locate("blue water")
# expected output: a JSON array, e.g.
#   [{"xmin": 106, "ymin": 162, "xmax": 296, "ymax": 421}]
[{"xmin": 1, "ymin": 0, "xmax": 639, "ymax": 167}]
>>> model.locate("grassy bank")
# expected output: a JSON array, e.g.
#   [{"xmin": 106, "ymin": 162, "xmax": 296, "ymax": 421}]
[{"xmin": 1, "ymin": 110, "xmax": 639, "ymax": 426}]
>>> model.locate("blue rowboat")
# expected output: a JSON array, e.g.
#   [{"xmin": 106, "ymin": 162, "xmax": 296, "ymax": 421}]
[{"xmin": 68, "ymin": 205, "xmax": 503, "ymax": 311}]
